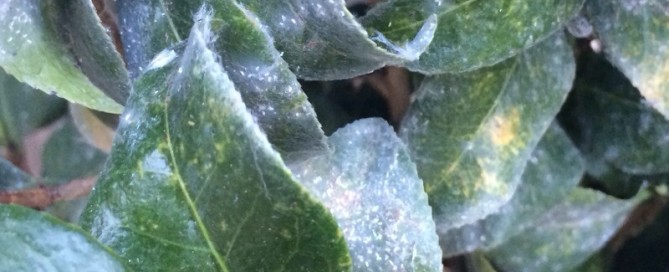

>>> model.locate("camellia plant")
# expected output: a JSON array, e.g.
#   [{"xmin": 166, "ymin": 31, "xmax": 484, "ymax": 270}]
[{"xmin": 0, "ymin": 0, "xmax": 667, "ymax": 271}]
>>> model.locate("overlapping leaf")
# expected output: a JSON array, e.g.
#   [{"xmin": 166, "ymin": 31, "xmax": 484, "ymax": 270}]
[
  {"xmin": 0, "ymin": 69, "xmax": 65, "ymax": 147},
  {"xmin": 291, "ymin": 118, "xmax": 441, "ymax": 272},
  {"xmin": 81, "ymin": 15, "xmax": 350, "ymax": 271},
  {"xmin": 0, "ymin": 205, "xmax": 126, "ymax": 271},
  {"xmin": 485, "ymin": 188, "xmax": 641, "ymax": 272},
  {"xmin": 364, "ymin": 0, "xmax": 584, "ymax": 74},
  {"xmin": 48, "ymin": 0, "xmax": 131, "ymax": 104},
  {"xmin": 586, "ymin": 0, "xmax": 669, "ymax": 119},
  {"xmin": 0, "ymin": 0, "xmax": 124, "ymax": 113},
  {"xmin": 568, "ymin": 51, "xmax": 669, "ymax": 175},
  {"xmin": 121, "ymin": 0, "xmax": 328, "ymax": 160},
  {"xmin": 236, "ymin": 0, "xmax": 437, "ymax": 79},
  {"xmin": 439, "ymin": 123, "xmax": 584, "ymax": 257},
  {"xmin": 400, "ymin": 33, "xmax": 575, "ymax": 229}
]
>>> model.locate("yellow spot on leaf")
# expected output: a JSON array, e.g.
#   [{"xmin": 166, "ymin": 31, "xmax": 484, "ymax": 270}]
[
  {"xmin": 637, "ymin": 63, "xmax": 669, "ymax": 116},
  {"xmin": 489, "ymin": 108, "xmax": 520, "ymax": 146}
]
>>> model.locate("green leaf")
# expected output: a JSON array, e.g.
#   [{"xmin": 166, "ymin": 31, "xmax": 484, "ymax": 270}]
[
  {"xmin": 121, "ymin": 1, "xmax": 328, "ymax": 160},
  {"xmin": 0, "ymin": 204, "xmax": 126, "ymax": 271},
  {"xmin": 0, "ymin": 69, "xmax": 66, "ymax": 147},
  {"xmin": 41, "ymin": 118, "xmax": 107, "ymax": 183},
  {"xmin": 291, "ymin": 118, "xmax": 442, "ymax": 272},
  {"xmin": 0, "ymin": 0, "xmax": 124, "ymax": 113},
  {"xmin": 586, "ymin": 0, "xmax": 669, "ymax": 119},
  {"xmin": 48, "ymin": 0, "xmax": 131, "ymax": 105},
  {"xmin": 81, "ymin": 16, "xmax": 350, "ymax": 271},
  {"xmin": 116, "ymin": 0, "xmax": 201, "ymax": 78},
  {"xmin": 439, "ymin": 123, "xmax": 585, "ymax": 257},
  {"xmin": 362, "ymin": 0, "xmax": 584, "ymax": 74},
  {"xmin": 400, "ymin": 32, "xmax": 575, "ymax": 229},
  {"xmin": 234, "ymin": 0, "xmax": 437, "ymax": 80},
  {"xmin": 485, "ymin": 188, "xmax": 640, "ymax": 272},
  {"xmin": 563, "ymin": 49, "xmax": 669, "ymax": 175},
  {"xmin": 0, "ymin": 156, "xmax": 36, "ymax": 190}
]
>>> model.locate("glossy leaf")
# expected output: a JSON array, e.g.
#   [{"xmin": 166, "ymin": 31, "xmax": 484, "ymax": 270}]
[
  {"xmin": 485, "ymin": 188, "xmax": 640, "ymax": 272},
  {"xmin": 362, "ymin": 0, "xmax": 583, "ymax": 74},
  {"xmin": 49, "ymin": 0, "xmax": 131, "ymax": 105},
  {"xmin": 586, "ymin": 0, "xmax": 669, "ymax": 119},
  {"xmin": 291, "ymin": 118, "xmax": 442, "ymax": 272},
  {"xmin": 121, "ymin": 0, "xmax": 328, "ymax": 160},
  {"xmin": 400, "ymin": 33, "xmax": 575, "ymax": 229},
  {"xmin": 0, "ymin": 69, "xmax": 66, "ymax": 147},
  {"xmin": 0, "ymin": 0, "xmax": 123, "ymax": 113},
  {"xmin": 0, "ymin": 204, "xmax": 126, "ymax": 271},
  {"xmin": 439, "ymin": 123, "xmax": 585, "ymax": 257},
  {"xmin": 236, "ymin": 0, "xmax": 437, "ymax": 80},
  {"xmin": 81, "ymin": 17, "xmax": 350, "ymax": 271}
]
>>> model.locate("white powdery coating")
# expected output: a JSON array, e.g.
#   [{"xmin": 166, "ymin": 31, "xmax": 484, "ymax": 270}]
[{"xmin": 292, "ymin": 118, "xmax": 442, "ymax": 272}]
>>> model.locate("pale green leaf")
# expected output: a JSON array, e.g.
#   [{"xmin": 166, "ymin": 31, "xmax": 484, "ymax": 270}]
[
  {"xmin": 291, "ymin": 118, "xmax": 442, "ymax": 272},
  {"xmin": 81, "ymin": 16, "xmax": 350, "ymax": 271},
  {"xmin": 400, "ymin": 33, "xmax": 575, "ymax": 229},
  {"xmin": 485, "ymin": 188, "xmax": 641, "ymax": 272},
  {"xmin": 0, "ymin": 0, "xmax": 124, "ymax": 113},
  {"xmin": 439, "ymin": 123, "xmax": 585, "ymax": 257},
  {"xmin": 0, "ymin": 204, "xmax": 126, "ymax": 272}
]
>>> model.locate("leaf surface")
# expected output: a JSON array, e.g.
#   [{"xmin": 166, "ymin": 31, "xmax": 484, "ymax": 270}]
[
  {"xmin": 291, "ymin": 118, "xmax": 442, "ymax": 272},
  {"xmin": 0, "ymin": 204, "xmax": 126, "ymax": 271},
  {"xmin": 0, "ymin": 156, "xmax": 36, "ymax": 190},
  {"xmin": 236, "ymin": 0, "xmax": 437, "ymax": 79},
  {"xmin": 0, "ymin": 69, "xmax": 66, "ymax": 147},
  {"xmin": 121, "ymin": 0, "xmax": 328, "ymax": 160},
  {"xmin": 563, "ymin": 51, "xmax": 669, "ymax": 176},
  {"xmin": 362, "ymin": 0, "xmax": 583, "ymax": 74},
  {"xmin": 586, "ymin": 0, "xmax": 669, "ymax": 119},
  {"xmin": 400, "ymin": 33, "xmax": 575, "ymax": 229},
  {"xmin": 439, "ymin": 123, "xmax": 584, "ymax": 256},
  {"xmin": 0, "ymin": 0, "xmax": 123, "ymax": 113},
  {"xmin": 485, "ymin": 188, "xmax": 640, "ymax": 272},
  {"xmin": 81, "ymin": 16, "xmax": 350, "ymax": 271},
  {"xmin": 49, "ymin": 0, "xmax": 132, "ymax": 104}
]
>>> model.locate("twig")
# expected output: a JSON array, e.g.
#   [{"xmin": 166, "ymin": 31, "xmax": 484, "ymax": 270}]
[{"xmin": 0, "ymin": 176, "xmax": 97, "ymax": 210}]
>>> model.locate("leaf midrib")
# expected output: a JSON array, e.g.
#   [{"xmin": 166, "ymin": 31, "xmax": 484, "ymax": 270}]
[{"xmin": 163, "ymin": 102, "xmax": 229, "ymax": 272}]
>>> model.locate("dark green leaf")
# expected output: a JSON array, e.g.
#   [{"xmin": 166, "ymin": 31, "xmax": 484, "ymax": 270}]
[
  {"xmin": 291, "ymin": 118, "xmax": 442, "ymax": 272},
  {"xmin": 439, "ymin": 123, "xmax": 585, "ymax": 257},
  {"xmin": 564, "ymin": 50, "xmax": 669, "ymax": 175},
  {"xmin": 0, "ymin": 204, "xmax": 126, "ymax": 271},
  {"xmin": 0, "ymin": 0, "xmax": 123, "ymax": 113},
  {"xmin": 0, "ymin": 156, "xmax": 36, "ymax": 190},
  {"xmin": 485, "ymin": 188, "xmax": 641, "ymax": 272},
  {"xmin": 400, "ymin": 33, "xmax": 575, "ymax": 229},
  {"xmin": 81, "ymin": 17, "xmax": 350, "ymax": 271},
  {"xmin": 364, "ymin": 0, "xmax": 583, "ymax": 74},
  {"xmin": 48, "ymin": 0, "xmax": 131, "ymax": 105},
  {"xmin": 122, "ymin": 1, "xmax": 328, "ymax": 160},
  {"xmin": 586, "ymin": 0, "xmax": 669, "ymax": 119},
  {"xmin": 0, "ymin": 69, "xmax": 66, "ymax": 147}
]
